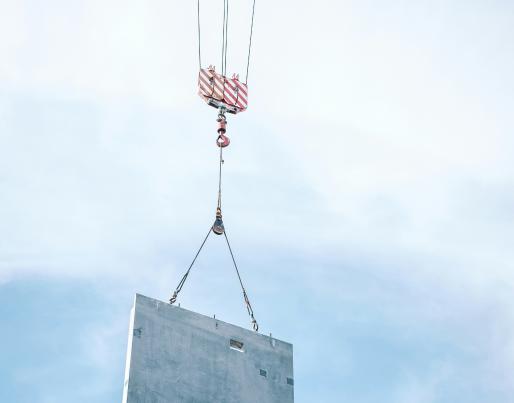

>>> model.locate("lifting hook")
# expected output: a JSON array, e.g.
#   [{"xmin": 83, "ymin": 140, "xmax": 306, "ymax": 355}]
[
  {"xmin": 217, "ymin": 134, "xmax": 230, "ymax": 148},
  {"xmin": 216, "ymin": 113, "xmax": 230, "ymax": 147}
]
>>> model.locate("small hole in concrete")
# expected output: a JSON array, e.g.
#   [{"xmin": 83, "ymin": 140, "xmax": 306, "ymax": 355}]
[
  {"xmin": 230, "ymin": 339, "xmax": 244, "ymax": 352},
  {"xmin": 287, "ymin": 377, "xmax": 294, "ymax": 386},
  {"xmin": 259, "ymin": 369, "xmax": 267, "ymax": 377}
]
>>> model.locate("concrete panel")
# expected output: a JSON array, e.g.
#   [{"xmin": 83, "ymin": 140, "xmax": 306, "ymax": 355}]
[{"xmin": 122, "ymin": 294, "xmax": 294, "ymax": 403}]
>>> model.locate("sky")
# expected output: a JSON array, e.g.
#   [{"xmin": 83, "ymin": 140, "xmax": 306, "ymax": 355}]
[{"xmin": 1, "ymin": 0, "xmax": 514, "ymax": 402}]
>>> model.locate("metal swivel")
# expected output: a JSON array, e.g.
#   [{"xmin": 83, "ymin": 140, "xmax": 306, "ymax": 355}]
[
  {"xmin": 212, "ymin": 207, "xmax": 225, "ymax": 235},
  {"xmin": 217, "ymin": 114, "xmax": 227, "ymax": 134}
]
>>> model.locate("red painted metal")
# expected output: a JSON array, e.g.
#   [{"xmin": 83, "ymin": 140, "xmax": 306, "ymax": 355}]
[
  {"xmin": 216, "ymin": 134, "xmax": 230, "ymax": 147},
  {"xmin": 216, "ymin": 113, "xmax": 230, "ymax": 147},
  {"xmin": 198, "ymin": 66, "xmax": 248, "ymax": 114}
]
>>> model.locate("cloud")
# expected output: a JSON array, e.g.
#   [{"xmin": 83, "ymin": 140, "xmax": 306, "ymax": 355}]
[{"xmin": 2, "ymin": 1, "xmax": 514, "ymax": 401}]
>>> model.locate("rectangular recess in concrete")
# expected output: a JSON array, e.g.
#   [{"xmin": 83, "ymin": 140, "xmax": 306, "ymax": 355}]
[{"xmin": 122, "ymin": 294, "xmax": 294, "ymax": 403}]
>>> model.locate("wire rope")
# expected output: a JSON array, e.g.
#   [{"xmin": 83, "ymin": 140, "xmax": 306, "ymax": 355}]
[
  {"xmin": 223, "ymin": 230, "xmax": 259, "ymax": 331},
  {"xmin": 221, "ymin": 0, "xmax": 226, "ymax": 76},
  {"xmin": 197, "ymin": 0, "xmax": 202, "ymax": 69},
  {"xmin": 224, "ymin": 0, "xmax": 229, "ymax": 76},
  {"xmin": 169, "ymin": 227, "xmax": 213, "ymax": 304},
  {"xmin": 245, "ymin": 0, "xmax": 256, "ymax": 84},
  {"xmin": 217, "ymin": 143, "xmax": 223, "ymax": 209}
]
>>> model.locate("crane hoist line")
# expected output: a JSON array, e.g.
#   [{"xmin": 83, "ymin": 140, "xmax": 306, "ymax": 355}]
[{"xmin": 169, "ymin": 0, "xmax": 259, "ymax": 332}]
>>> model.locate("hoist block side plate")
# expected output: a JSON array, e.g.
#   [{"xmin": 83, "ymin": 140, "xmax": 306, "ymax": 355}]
[
  {"xmin": 122, "ymin": 294, "xmax": 294, "ymax": 403},
  {"xmin": 198, "ymin": 68, "xmax": 248, "ymax": 113}
]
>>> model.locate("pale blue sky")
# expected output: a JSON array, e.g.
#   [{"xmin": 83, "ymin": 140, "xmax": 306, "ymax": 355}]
[{"xmin": 1, "ymin": 1, "xmax": 514, "ymax": 402}]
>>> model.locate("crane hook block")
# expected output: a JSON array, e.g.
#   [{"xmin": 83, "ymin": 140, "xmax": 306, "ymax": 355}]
[
  {"xmin": 212, "ymin": 207, "xmax": 225, "ymax": 235},
  {"xmin": 198, "ymin": 67, "xmax": 248, "ymax": 115}
]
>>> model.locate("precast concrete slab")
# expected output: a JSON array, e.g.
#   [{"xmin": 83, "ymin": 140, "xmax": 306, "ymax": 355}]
[{"xmin": 122, "ymin": 294, "xmax": 294, "ymax": 403}]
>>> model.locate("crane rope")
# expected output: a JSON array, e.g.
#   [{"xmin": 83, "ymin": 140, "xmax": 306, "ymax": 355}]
[
  {"xmin": 197, "ymin": 0, "xmax": 255, "ymax": 83},
  {"xmin": 245, "ymin": 0, "xmax": 256, "ymax": 84},
  {"xmin": 221, "ymin": 0, "xmax": 229, "ymax": 76},
  {"xmin": 197, "ymin": 0, "xmax": 202, "ymax": 69},
  {"xmin": 223, "ymin": 230, "xmax": 259, "ymax": 331},
  {"xmin": 224, "ymin": 0, "xmax": 229, "ymax": 75},
  {"xmin": 169, "ymin": 226, "xmax": 212, "ymax": 305},
  {"xmin": 221, "ymin": 0, "xmax": 226, "ymax": 75},
  {"xmin": 217, "ymin": 142, "xmax": 223, "ymax": 209}
]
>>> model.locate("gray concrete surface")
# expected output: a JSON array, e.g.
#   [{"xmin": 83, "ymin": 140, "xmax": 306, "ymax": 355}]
[{"xmin": 122, "ymin": 294, "xmax": 294, "ymax": 403}]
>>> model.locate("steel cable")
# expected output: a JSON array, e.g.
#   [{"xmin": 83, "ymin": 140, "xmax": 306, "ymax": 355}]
[
  {"xmin": 217, "ymin": 142, "xmax": 223, "ymax": 209},
  {"xmin": 169, "ymin": 227, "xmax": 213, "ymax": 304},
  {"xmin": 197, "ymin": 0, "xmax": 202, "ymax": 69},
  {"xmin": 223, "ymin": 230, "xmax": 259, "ymax": 332},
  {"xmin": 221, "ymin": 0, "xmax": 226, "ymax": 76},
  {"xmin": 245, "ymin": 0, "xmax": 256, "ymax": 84}
]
